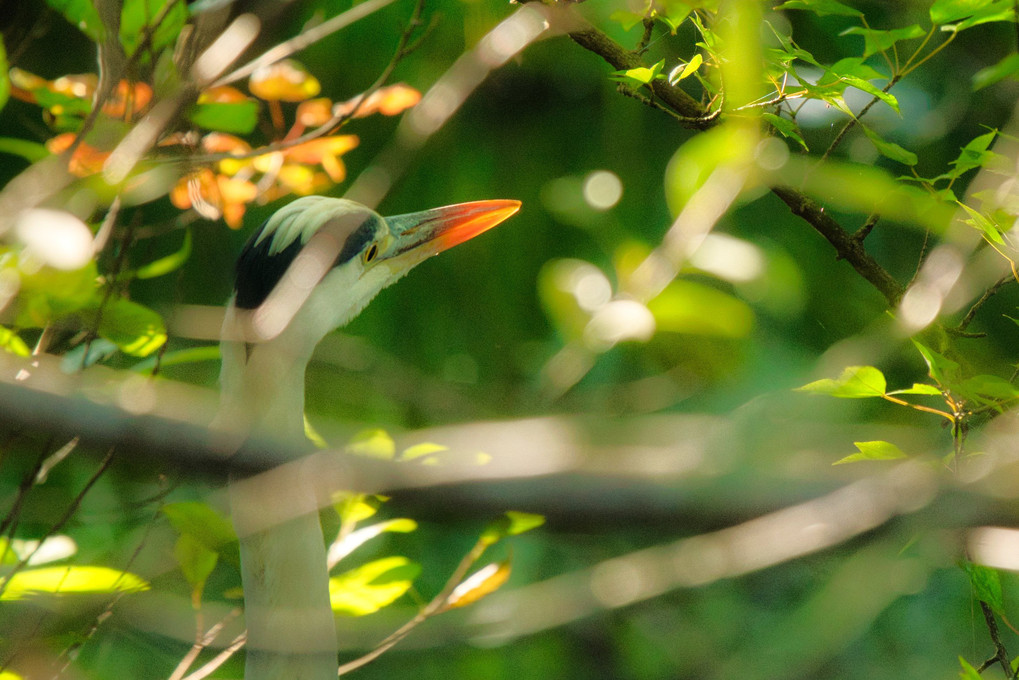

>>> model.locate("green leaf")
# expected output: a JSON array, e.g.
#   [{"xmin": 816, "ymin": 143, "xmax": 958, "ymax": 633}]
[
  {"xmin": 763, "ymin": 113, "xmax": 808, "ymax": 150},
  {"xmin": 131, "ymin": 345, "xmax": 221, "ymax": 374},
  {"xmin": 888, "ymin": 383, "xmax": 943, "ymax": 396},
  {"xmin": 959, "ymin": 656, "xmax": 983, "ymax": 680},
  {"xmin": 935, "ymin": 0, "xmax": 1014, "ymax": 30},
  {"xmin": 648, "ymin": 280, "xmax": 754, "ymax": 338},
  {"xmin": 775, "ymin": 0, "xmax": 862, "ymax": 16},
  {"xmin": 959, "ymin": 374, "xmax": 1019, "ymax": 401},
  {"xmin": 134, "ymin": 229, "xmax": 191, "ymax": 279},
  {"xmin": 609, "ymin": 60, "xmax": 665, "ymax": 86},
  {"xmin": 400, "ymin": 442, "xmax": 449, "ymax": 464},
  {"xmin": 174, "ymin": 534, "xmax": 217, "ymax": 607},
  {"xmin": 608, "ymin": 9, "xmax": 647, "ymax": 31},
  {"xmin": 912, "ymin": 340, "xmax": 961, "ymax": 387},
  {"xmin": 329, "ymin": 556, "xmax": 420, "ymax": 616},
  {"xmin": 962, "ymin": 560, "xmax": 1005, "ymax": 613},
  {"xmin": 840, "ymin": 25, "xmax": 926, "ymax": 58},
  {"xmin": 481, "ymin": 511, "xmax": 546, "ymax": 546},
  {"xmin": 346, "ymin": 429, "xmax": 396, "ymax": 460},
  {"xmin": 862, "ymin": 127, "xmax": 917, "ymax": 165},
  {"xmin": 0, "ymin": 38, "xmax": 8, "ymax": 114},
  {"xmin": 94, "ymin": 298, "xmax": 167, "ymax": 357},
  {"xmin": 796, "ymin": 365, "xmax": 887, "ymax": 398},
  {"xmin": 841, "ymin": 76, "xmax": 900, "ymax": 114},
  {"xmin": 944, "ymin": 130, "xmax": 999, "ymax": 179},
  {"xmin": 188, "ymin": 100, "xmax": 260, "ymax": 134},
  {"xmin": 504, "ymin": 511, "xmax": 545, "ymax": 535},
  {"xmin": 957, "ymin": 202, "xmax": 1005, "ymax": 244},
  {"xmin": 0, "ymin": 566, "xmax": 148, "ymax": 599},
  {"xmin": 15, "ymin": 259, "xmax": 99, "ymax": 329},
  {"xmin": 834, "ymin": 440, "xmax": 908, "ymax": 465},
  {"xmin": 668, "ymin": 54, "xmax": 703, "ymax": 84},
  {"xmin": 44, "ymin": 0, "xmax": 105, "ymax": 42},
  {"xmin": 119, "ymin": 0, "xmax": 188, "ymax": 57},
  {"xmin": 0, "ymin": 137, "xmax": 50, "ymax": 163},
  {"xmin": 0, "ymin": 326, "xmax": 29, "ymax": 357},
  {"xmin": 161, "ymin": 501, "xmax": 238, "ymax": 564},
  {"xmin": 931, "ymin": 0, "xmax": 998, "ymax": 23},
  {"xmin": 828, "ymin": 57, "xmax": 888, "ymax": 81},
  {"xmin": 973, "ymin": 53, "xmax": 1019, "ymax": 90}
]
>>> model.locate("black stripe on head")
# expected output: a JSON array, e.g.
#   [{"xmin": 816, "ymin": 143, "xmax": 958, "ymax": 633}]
[
  {"xmin": 233, "ymin": 213, "xmax": 383, "ymax": 310},
  {"xmin": 233, "ymin": 217, "xmax": 302, "ymax": 310}
]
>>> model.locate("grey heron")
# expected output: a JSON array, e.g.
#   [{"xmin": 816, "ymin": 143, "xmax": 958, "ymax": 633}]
[{"xmin": 218, "ymin": 196, "xmax": 521, "ymax": 680}]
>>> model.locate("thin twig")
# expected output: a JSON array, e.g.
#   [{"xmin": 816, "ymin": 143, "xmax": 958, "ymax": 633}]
[
  {"xmin": 213, "ymin": 0, "xmax": 399, "ymax": 87},
  {"xmin": 954, "ymin": 274, "xmax": 1012, "ymax": 333},
  {"xmin": 980, "ymin": 601, "xmax": 1016, "ymax": 679}
]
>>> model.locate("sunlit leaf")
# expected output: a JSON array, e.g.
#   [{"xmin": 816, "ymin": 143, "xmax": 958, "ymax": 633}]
[
  {"xmin": 973, "ymin": 53, "xmax": 1019, "ymax": 90},
  {"xmin": 327, "ymin": 518, "xmax": 418, "ymax": 566},
  {"xmin": 0, "ymin": 326, "xmax": 30, "ymax": 357},
  {"xmin": 446, "ymin": 560, "xmax": 511, "ymax": 609},
  {"xmin": 400, "ymin": 442, "xmax": 448, "ymax": 462},
  {"xmin": 957, "ymin": 202, "xmax": 1004, "ymax": 244},
  {"xmin": 332, "ymin": 492, "xmax": 385, "ymax": 525},
  {"xmin": 649, "ymin": 280, "xmax": 754, "ymax": 338},
  {"xmin": 775, "ymin": 0, "xmax": 862, "ymax": 16},
  {"xmin": 888, "ymin": 383, "xmax": 943, "ymax": 396},
  {"xmin": 931, "ymin": 0, "xmax": 997, "ymax": 23},
  {"xmin": 609, "ymin": 60, "xmax": 665, "ymax": 86},
  {"xmin": 840, "ymin": 25, "xmax": 926, "ymax": 58},
  {"xmin": 0, "ymin": 566, "xmax": 149, "ymax": 599},
  {"xmin": 0, "ymin": 38, "xmax": 9, "ymax": 114},
  {"xmin": 94, "ymin": 298, "xmax": 167, "ymax": 357},
  {"xmin": 834, "ymin": 440, "xmax": 908, "ymax": 465},
  {"xmin": 943, "ymin": 130, "xmax": 999, "ymax": 179},
  {"xmin": 329, "ymin": 556, "xmax": 419, "ymax": 616},
  {"xmin": 668, "ymin": 54, "xmax": 702, "ymax": 84},
  {"xmin": 797, "ymin": 365, "xmax": 887, "ymax": 398},
  {"xmin": 346, "ymin": 429, "xmax": 396, "ymax": 460},
  {"xmin": 959, "ymin": 656, "xmax": 983, "ymax": 680}
]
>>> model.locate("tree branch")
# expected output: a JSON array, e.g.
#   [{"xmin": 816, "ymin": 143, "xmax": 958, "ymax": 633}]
[{"xmin": 560, "ymin": 20, "xmax": 905, "ymax": 307}]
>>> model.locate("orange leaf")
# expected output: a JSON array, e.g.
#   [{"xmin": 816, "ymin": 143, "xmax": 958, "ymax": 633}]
[
  {"xmin": 249, "ymin": 59, "xmax": 321, "ymax": 102},
  {"xmin": 283, "ymin": 135, "xmax": 359, "ymax": 165},
  {"xmin": 334, "ymin": 83, "xmax": 421, "ymax": 119},
  {"xmin": 296, "ymin": 98, "xmax": 334, "ymax": 127},
  {"xmin": 446, "ymin": 561, "xmax": 511, "ymax": 610},
  {"xmin": 102, "ymin": 81, "xmax": 153, "ymax": 119},
  {"xmin": 198, "ymin": 85, "xmax": 250, "ymax": 104},
  {"xmin": 46, "ymin": 133, "xmax": 110, "ymax": 176},
  {"xmin": 201, "ymin": 132, "xmax": 253, "ymax": 175}
]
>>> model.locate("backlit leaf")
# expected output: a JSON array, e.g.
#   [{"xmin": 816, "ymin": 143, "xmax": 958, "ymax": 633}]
[
  {"xmin": 249, "ymin": 59, "xmax": 321, "ymax": 102},
  {"xmin": 174, "ymin": 534, "xmax": 217, "ymax": 607},
  {"xmin": 446, "ymin": 560, "xmax": 511, "ymax": 609},
  {"xmin": 135, "ymin": 229, "xmax": 191, "ymax": 279},
  {"xmin": 797, "ymin": 365, "xmax": 887, "ymax": 398},
  {"xmin": 973, "ymin": 53, "xmax": 1019, "ymax": 90},
  {"xmin": 834, "ymin": 440, "xmax": 907, "ymax": 465},
  {"xmin": 189, "ymin": 100, "xmax": 259, "ymax": 134},
  {"xmin": 329, "ymin": 556, "xmax": 419, "ymax": 615},
  {"xmin": 162, "ymin": 501, "xmax": 238, "ymax": 564},
  {"xmin": 648, "ymin": 280, "xmax": 754, "ymax": 337},
  {"xmin": 0, "ymin": 566, "xmax": 148, "ymax": 599},
  {"xmin": 346, "ymin": 429, "xmax": 396, "ymax": 460},
  {"xmin": 931, "ymin": 0, "xmax": 997, "ymax": 23},
  {"xmin": 912, "ymin": 340, "xmax": 962, "ymax": 387},
  {"xmin": 888, "ymin": 383, "xmax": 943, "ymax": 396},
  {"xmin": 94, "ymin": 298, "xmax": 167, "ymax": 357}
]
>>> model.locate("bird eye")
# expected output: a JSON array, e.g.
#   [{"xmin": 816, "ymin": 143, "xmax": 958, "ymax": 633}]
[{"xmin": 364, "ymin": 243, "xmax": 379, "ymax": 263}]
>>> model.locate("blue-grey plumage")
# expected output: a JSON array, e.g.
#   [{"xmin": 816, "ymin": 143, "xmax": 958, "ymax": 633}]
[{"xmin": 218, "ymin": 195, "xmax": 520, "ymax": 680}]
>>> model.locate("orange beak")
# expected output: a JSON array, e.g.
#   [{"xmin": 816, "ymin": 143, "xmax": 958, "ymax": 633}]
[{"xmin": 382, "ymin": 199, "xmax": 521, "ymax": 260}]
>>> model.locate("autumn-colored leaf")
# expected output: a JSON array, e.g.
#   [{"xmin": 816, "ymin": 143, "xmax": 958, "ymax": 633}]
[
  {"xmin": 101, "ymin": 80, "xmax": 152, "ymax": 119},
  {"xmin": 296, "ymin": 98, "xmax": 334, "ymax": 127},
  {"xmin": 201, "ymin": 132, "xmax": 253, "ymax": 175},
  {"xmin": 334, "ymin": 83, "xmax": 421, "ymax": 118},
  {"xmin": 198, "ymin": 85, "xmax": 250, "ymax": 104},
  {"xmin": 283, "ymin": 135, "xmax": 359, "ymax": 182},
  {"xmin": 249, "ymin": 59, "xmax": 321, "ymax": 102},
  {"xmin": 446, "ymin": 560, "xmax": 512, "ymax": 609},
  {"xmin": 46, "ymin": 133, "xmax": 110, "ymax": 176}
]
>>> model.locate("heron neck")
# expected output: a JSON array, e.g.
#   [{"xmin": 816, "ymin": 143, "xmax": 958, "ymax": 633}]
[{"xmin": 218, "ymin": 336, "xmax": 311, "ymax": 445}]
